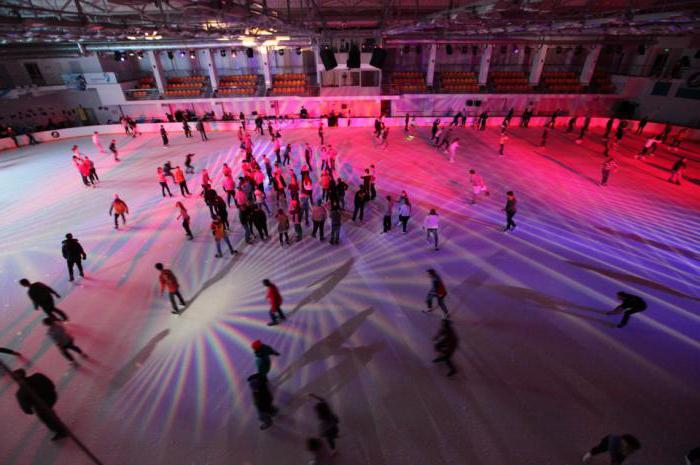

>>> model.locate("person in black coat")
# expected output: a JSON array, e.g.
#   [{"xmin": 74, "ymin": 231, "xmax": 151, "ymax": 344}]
[
  {"xmin": 433, "ymin": 319, "xmax": 458, "ymax": 376},
  {"xmin": 213, "ymin": 195, "xmax": 229, "ymax": 230},
  {"xmin": 251, "ymin": 205, "xmax": 269, "ymax": 240},
  {"xmin": 203, "ymin": 186, "xmax": 218, "ymax": 217},
  {"xmin": 247, "ymin": 373, "xmax": 277, "ymax": 430},
  {"xmin": 196, "ymin": 120, "xmax": 208, "ymax": 141},
  {"xmin": 13, "ymin": 369, "xmax": 68, "ymax": 440},
  {"xmin": 18, "ymin": 279, "xmax": 68, "ymax": 321},
  {"xmin": 182, "ymin": 120, "xmax": 192, "ymax": 138},
  {"xmin": 606, "ymin": 292, "xmax": 647, "ymax": 328},
  {"xmin": 61, "ymin": 233, "xmax": 86, "ymax": 282},
  {"xmin": 160, "ymin": 125, "xmax": 168, "ymax": 146},
  {"xmin": 352, "ymin": 187, "xmax": 367, "ymax": 222}
]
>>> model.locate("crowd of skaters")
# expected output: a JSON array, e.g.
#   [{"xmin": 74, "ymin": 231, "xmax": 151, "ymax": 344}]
[{"xmin": 3, "ymin": 109, "xmax": 697, "ymax": 464}]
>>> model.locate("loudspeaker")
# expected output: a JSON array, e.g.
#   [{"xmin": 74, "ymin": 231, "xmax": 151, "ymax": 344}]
[
  {"xmin": 320, "ymin": 48, "xmax": 338, "ymax": 70},
  {"xmin": 347, "ymin": 44, "xmax": 361, "ymax": 68},
  {"xmin": 446, "ymin": 44, "xmax": 453, "ymax": 55},
  {"xmin": 474, "ymin": 100, "xmax": 482, "ymax": 107},
  {"xmin": 369, "ymin": 48, "xmax": 387, "ymax": 69},
  {"xmin": 246, "ymin": 48, "xmax": 254, "ymax": 58},
  {"xmin": 466, "ymin": 100, "xmax": 473, "ymax": 106}
]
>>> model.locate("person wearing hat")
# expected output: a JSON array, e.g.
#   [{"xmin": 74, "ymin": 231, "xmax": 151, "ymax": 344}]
[
  {"xmin": 61, "ymin": 233, "xmax": 86, "ymax": 282},
  {"xmin": 251, "ymin": 340, "xmax": 280, "ymax": 378}
]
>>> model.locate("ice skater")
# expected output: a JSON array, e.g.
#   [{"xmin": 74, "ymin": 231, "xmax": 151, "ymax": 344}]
[
  {"xmin": 247, "ymin": 373, "xmax": 278, "ymax": 430},
  {"xmin": 329, "ymin": 205, "xmax": 342, "ymax": 245},
  {"xmin": 155, "ymin": 263, "xmax": 186, "ymax": 314},
  {"xmin": 469, "ymin": 169, "xmax": 489, "ymax": 205},
  {"xmin": 381, "ymin": 195, "xmax": 393, "ymax": 234},
  {"xmin": 156, "ymin": 167, "xmax": 173, "ymax": 197},
  {"xmin": 397, "ymin": 197, "xmax": 411, "ymax": 233},
  {"xmin": 275, "ymin": 209, "xmax": 291, "ymax": 246},
  {"xmin": 174, "ymin": 166, "xmax": 190, "ymax": 196},
  {"xmin": 92, "ymin": 131, "xmax": 104, "ymax": 153},
  {"xmin": 423, "ymin": 209, "xmax": 440, "ymax": 251},
  {"xmin": 182, "ymin": 120, "xmax": 192, "ymax": 138},
  {"xmin": 352, "ymin": 187, "xmax": 367, "ymax": 223},
  {"xmin": 539, "ymin": 127, "xmax": 549, "ymax": 147},
  {"xmin": 600, "ymin": 157, "xmax": 618, "ymax": 187},
  {"xmin": 211, "ymin": 216, "xmax": 237, "ymax": 258},
  {"xmin": 19, "ymin": 279, "xmax": 68, "ymax": 321},
  {"xmin": 582, "ymin": 434, "xmax": 641, "ymax": 464},
  {"xmin": 43, "ymin": 318, "xmax": 85, "ymax": 363},
  {"xmin": 263, "ymin": 279, "xmax": 286, "ymax": 326},
  {"xmin": 184, "ymin": 153, "xmax": 195, "ymax": 174},
  {"xmin": 61, "ymin": 233, "xmax": 86, "ymax": 282},
  {"xmin": 309, "ymin": 393, "xmax": 340, "ymax": 454},
  {"xmin": 175, "ymin": 202, "xmax": 193, "ymax": 240},
  {"xmin": 606, "ymin": 292, "xmax": 647, "ymax": 328},
  {"xmin": 498, "ymin": 132, "xmax": 508, "ymax": 156},
  {"xmin": 196, "ymin": 119, "xmax": 208, "ymax": 141},
  {"xmin": 160, "ymin": 125, "xmax": 169, "ymax": 146},
  {"xmin": 502, "ymin": 191, "xmax": 517, "ymax": 232},
  {"xmin": 84, "ymin": 156, "xmax": 98, "ymax": 184},
  {"xmin": 251, "ymin": 339, "xmax": 280, "ymax": 378},
  {"xmin": 12, "ymin": 369, "xmax": 69, "ymax": 441},
  {"xmin": 108, "ymin": 139, "xmax": 119, "ymax": 161},
  {"xmin": 432, "ymin": 319, "xmax": 458, "ymax": 376},
  {"xmin": 668, "ymin": 157, "xmax": 687, "ymax": 185},
  {"xmin": 109, "ymin": 194, "xmax": 129, "ymax": 229},
  {"xmin": 424, "ymin": 268, "xmax": 449, "ymax": 317},
  {"xmin": 448, "ymin": 137, "xmax": 459, "ymax": 163}
]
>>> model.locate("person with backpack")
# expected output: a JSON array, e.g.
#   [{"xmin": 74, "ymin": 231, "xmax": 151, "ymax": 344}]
[
  {"xmin": 155, "ymin": 263, "xmax": 186, "ymax": 314},
  {"xmin": 61, "ymin": 233, "xmax": 86, "ymax": 281},
  {"xmin": 109, "ymin": 194, "xmax": 129, "ymax": 230},
  {"xmin": 424, "ymin": 268, "xmax": 449, "ymax": 317}
]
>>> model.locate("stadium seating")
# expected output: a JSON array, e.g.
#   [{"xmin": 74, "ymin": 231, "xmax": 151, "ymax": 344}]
[
  {"xmin": 271, "ymin": 73, "xmax": 308, "ymax": 96},
  {"xmin": 542, "ymin": 71, "xmax": 584, "ymax": 92},
  {"xmin": 390, "ymin": 71, "xmax": 427, "ymax": 93},
  {"xmin": 439, "ymin": 71, "xmax": 480, "ymax": 93},
  {"xmin": 489, "ymin": 71, "xmax": 532, "ymax": 92},
  {"xmin": 217, "ymin": 74, "xmax": 258, "ymax": 96},
  {"xmin": 165, "ymin": 76, "xmax": 207, "ymax": 97}
]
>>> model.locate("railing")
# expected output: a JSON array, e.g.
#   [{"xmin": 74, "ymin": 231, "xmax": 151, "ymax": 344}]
[
  {"xmin": 435, "ymin": 64, "xmax": 480, "ymax": 73},
  {"xmin": 216, "ymin": 67, "xmax": 262, "ymax": 76}
]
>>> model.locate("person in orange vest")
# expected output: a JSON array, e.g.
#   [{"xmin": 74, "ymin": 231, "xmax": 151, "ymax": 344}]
[
  {"xmin": 263, "ymin": 279, "xmax": 286, "ymax": 326},
  {"xmin": 109, "ymin": 194, "xmax": 129, "ymax": 229},
  {"xmin": 173, "ymin": 165, "xmax": 190, "ymax": 196},
  {"xmin": 155, "ymin": 263, "xmax": 186, "ymax": 314},
  {"xmin": 211, "ymin": 216, "xmax": 237, "ymax": 258}
]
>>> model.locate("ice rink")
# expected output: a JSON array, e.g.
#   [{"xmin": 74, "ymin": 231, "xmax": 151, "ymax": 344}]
[{"xmin": 0, "ymin": 121, "xmax": 698, "ymax": 465}]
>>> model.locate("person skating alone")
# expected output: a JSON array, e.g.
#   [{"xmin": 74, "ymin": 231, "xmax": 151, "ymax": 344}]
[
  {"xmin": 397, "ymin": 197, "xmax": 411, "ymax": 233},
  {"xmin": 19, "ymin": 279, "xmax": 68, "ymax": 321},
  {"xmin": 381, "ymin": 195, "xmax": 393, "ymax": 234},
  {"xmin": 92, "ymin": 131, "xmax": 104, "ymax": 153},
  {"xmin": 606, "ymin": 292, "xmax": 647, "ymax": 328},
  {"xmin": 211, "ymin": 216, "xmax": 237, "ymax": 258},
  {"xmin": 184, "ymin": 153, "xmax": 195, "ymax": 174},
  {"xmin": 247, "ymin": 373, "xmax": 278, "ymax": 430},
  {"xmin": 422, "ymin": 208, "xmax": 440, "ymax": 250},
  {"xmin": 108, "ymin": 139, "xmax": 119, "ymax": 161},
  {"xmin": 498, "ymin": 132, "xmax": 508, "ymax": 156},
  {"xmin": 424, "ymin": 268, "xmax": 449, "ymax": 317},
  {"xmin": 182, "ymin": 120, "xmax": 192, "ymax": 138},
  {"xmin": 109, "ymin": 194, "xmax": 129, "ymax": 229},
  {"xmin": 43, "ymin": 318, "xmax": 86, "ymax": 364},
  {"xmin": 12, "ymin": 369, "xmax": 69, "ymax": 441},
  {"xmin": 352, "ymin": 187, "xmax": 367, "ymax": 223},
  {"xmin": 251, "ymin": 339, "xmax": 280, "ymax": 378},
  {"xmin": 61, "ymin": 233, "xmax": 86, "ymax": 282},
  {"xmin": 448, "ymin": 137, "xmax": 459, "ymax": 163},
  {"xmin": 176, "ymin": 202, "xmax": 194, "ymax": 240},
  {"xmin": 582, "ymin": 434, "xmax": 641, "ymax": 464},
  {"xmin": 309, "ymin": 393, "xmax": 340, "ymax": 455},
  {"xmin": 263, "ymin": 279, "xmax": 286, "ymax": 326},
  {"xmin": 600, "ymin": 157, "xmax": 618, "ymax": 187},
  {"xmin": 469, "ymin": 170, "xmax": 489, "ymax": 205},
  {"xmin": 502, "ymin": 191, "xmax": 517, "ymax": 232},
  {"xmin": 539, "ymin": 127, "xmax": 548, "ymax": 147},
  {"xmin": 433, "ymin": 318, "xmax": 458, "ymax": 376},
  {"xmin": 160, "ymin": 125, "xmax": 169, "ymax": 146},
  {"xmin": 196, "ymin": 119, "xmax": 208, "ymax": 141},
  {"xmin": 155, "ymin": 263, "xmax": 186, "ymax": 314},
  {"xmin": 668, "ymin": 157, "xmax": 687, "ymax": 185}
]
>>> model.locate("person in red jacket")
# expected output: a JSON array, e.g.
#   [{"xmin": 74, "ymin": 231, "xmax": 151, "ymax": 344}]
[
  {"xmin": 263, "ymin": 279, "xmax": 286, "ymax": 326},
  {"xmin": 109, "ymin": 194, "xmax": 129, "ymax": 229},
  {"xmin": 155, "ymin": 263, "xmax": 186, "ymax": 314}
]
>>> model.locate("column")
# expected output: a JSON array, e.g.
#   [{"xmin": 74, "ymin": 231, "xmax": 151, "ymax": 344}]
[
  {"xmin": 478, "ymin": 44, "xmax": 493, "ymax": 85},
  {"xmin": 529, "ymin": 45, "xmax": 549, "ymax": 85},
  {"xmin": 426, "ymin": 43, "xmax": 437, "ymax": 86},
  {"xmin": 579, "ymin": 46, "xmax": 601, "ymax": 85},
  {"xmin": 146, "ymin": 50, "xmax": 165, "ymax": 94},
  {"xmin": 313, "ymin": 44, "xmax": 322, "ymax": 86},
  {"xmin": 201, "ymin": 48, "xmax": 219, "ymax": 91},
  {"xmin": 258, "ymin": 46, "xmax": 272, "ymax": 89}
]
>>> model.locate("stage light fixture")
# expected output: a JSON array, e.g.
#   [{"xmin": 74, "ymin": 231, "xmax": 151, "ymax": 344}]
[
  {"xmin": 461, "ymin": 46, "xmax": 468, "ymax": 54},
  {"xmin": 446, "ymin": 44, "xmax": 453, "ymax": 55},
  {"xmin": 415, "ymin": 45, "xmax": 421, "ymax": 54},
  {"xmin": 513, "ymin": 46, "xmax": 519, "ymax": 54},
  {"xmin": 137, "ymin": 51, "xmax": 144, "ymax": 60},
  {"xmin": 167, "ymin": 51, "xmax": 174, "ymax": 60},
  {"xmin": 472, "ymin": 46, "xmax": 478, "ymax": 55},
  {"xmin": 128, "ymin": 51, "xmax": 135, "ymax": 57},
  {"xmin": 296, "ymin": 47, "xmax": 301, "ymax": 55},
  {"xmin": 246, "ymin": 48, "xmax": 254, "ymax": 58},
  {"xmin": 189, "ymin": 50, "xmax": 196, "ymax": 59},
  {"xmin": 220, "ymin": 49, "xmax": 226, "ymax": 57},
  {"xmin": 278, "ymin": 48, "xmax": 284, "ymax": 56},
  {"xmin": 179, "ymin": 50, "xmax": 186, "ymax": 57}
]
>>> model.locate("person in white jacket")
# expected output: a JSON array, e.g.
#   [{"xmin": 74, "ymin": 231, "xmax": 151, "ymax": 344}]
[
  {"xmin": 423, "ymin": 209, "xmax": 440, "ymax": 251},
  {"xmin": 91, "ymin": 131, "xmax": 104, "ymax": 153},
  {"xmin": 469, "ymin": 169, "xmax": 489, "ymax": 204},
  {"xmin": 448, "ymin": 138, "xmax": 460, "ymax": 163}
]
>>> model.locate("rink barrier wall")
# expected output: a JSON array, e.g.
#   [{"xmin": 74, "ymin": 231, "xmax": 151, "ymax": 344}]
[{"xmin": 1, "ymin": 117, "xmax": 697, "ymax": 152}]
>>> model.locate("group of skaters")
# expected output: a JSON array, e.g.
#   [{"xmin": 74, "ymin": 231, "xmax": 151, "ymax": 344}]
[{"xmin": 4, "ymin": 111, "xmax": 696, "ymax": 464}]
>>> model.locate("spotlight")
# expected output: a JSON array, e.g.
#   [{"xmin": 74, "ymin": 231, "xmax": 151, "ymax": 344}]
[
  {"xmin": 461, "ymin": 46, "xmax": 468, "ymax": 54},
  {"xmin": 137, "ymin": 51, "xmax": 144, "ymax": 60},
  {"xmin": 189, "ymin": 50, "xmax": 196, "ymax": 59},
  {"xmin": 415, "ymin": 45, "xmax": 421, "ymax": 54},
  {"xmin": 179, "ymin": 50, "xmax": 186, "ymax": 57},
  {"xmin": 114, "ymin": 51, "xmax": 123, "ymax": 61},
  {"xmin": 513, "ymin": 46, "xmax": 519, "ymax": 54},
  {"xmin": 167, "ymin": 51, "xmax": 174, "ymax": 60},
  {"xmin": 446, "ymin": 44, "xmax": 453, "ymax": 55},
  {"xmin": 220, "ymin": 49, "xmax": 226, "ymax": 57},
  {"xmin": 278, "ymin": 48, "xmax": 284, "ymax": 56},
  {"xmin": 296, "ymin": 47, "xmax": 301, "ymax": 55}
]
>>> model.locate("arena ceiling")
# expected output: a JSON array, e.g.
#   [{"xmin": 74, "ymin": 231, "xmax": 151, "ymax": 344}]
[{"xmin": 0, "ymin": 0, "xmax": 698, "ymax": 50}]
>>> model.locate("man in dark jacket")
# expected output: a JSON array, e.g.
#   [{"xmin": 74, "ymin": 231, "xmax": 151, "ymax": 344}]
[
  {"xmin": 352, "ymin": 187, "xmax": 367, "ymax": 223},
  {"xmin": 196, "ymin": 119, "xmax": 208, "ymax": 141},
  {"xmin": 247, "ymin": 373, "xmax": 278, "ymax": 430},
  {"xmin": 433, "ymin": 319, "xmax": 458, "ymax": 376},
  {"xmin": 606, "ymin": 292, "xmax": 647, "ymax": 328},
  {"xmin": 251, "ymin": 340, "xmax": 280, "ymax": 378},
  {"xmin": 13, "ymin": 369, "xmax": 68, "ymax": 440},
  {"xmin": 251, "ymin": 205, "xmax": 269, "ymax": 240},
  {"xmin": 329, "ymin": 205, "xmax": 342, "ymax": 245},
  {"xmin": 582, "ymin": 433, "xmax": 641, "ymax": 464},
  {"xmin": 61, "ymin": 233, "xmax": 86, "ymax": 282},
  {"xmin": 19, "ymin": 279, "xmax": 68, "ymax": 321}
]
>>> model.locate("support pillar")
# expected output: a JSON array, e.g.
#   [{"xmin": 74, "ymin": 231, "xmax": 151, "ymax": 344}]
[
  {"xmin": 313, "ymin": 44, "xmax": 322, "ymax": 86},
  {"xmin": 529, "ymin": 45, "xmax": 549, "ymax": 86},
  {"xmin": 579, "ymin": 46, "xmax": 601, "ymax": 85},
  {"xmin": 201, "ymin": 48, "xmax": 219, "ymax": 91},
  {"xmin": 478, "ymin": 44, "xmax": 493, "ymax": 85},
  {"xmin": 426, "ymin": 43, "xmax": 437, "ymax": 87},
  {"xmin": 258, "ymin": 46, "xmax": 272, "ymax": 90},
  {"xmin": 146, "ymin": 50, "xmax": 165, "ymax": 95}
]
